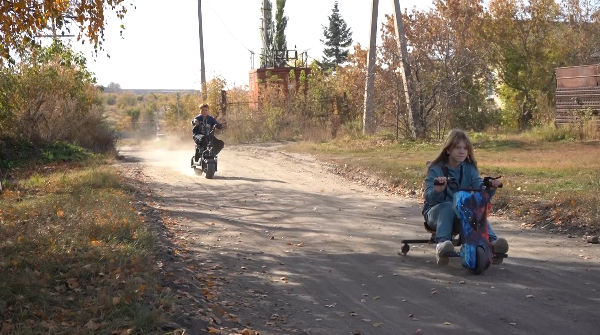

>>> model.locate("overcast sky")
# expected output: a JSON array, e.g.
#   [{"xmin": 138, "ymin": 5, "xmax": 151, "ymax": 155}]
[{"xmin": 68, "ymin": 0, "xmax": 430, "ymax": 89}]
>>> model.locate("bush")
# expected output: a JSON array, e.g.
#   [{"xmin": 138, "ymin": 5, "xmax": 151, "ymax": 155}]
[
  {"xmin": 0, "ymin": 41, "xmax": 116, "ymax": 153},
  {"xmin": 106, "ymin": 94, "xmax": 117, "ymax": 105},
  {"xmin": 41, "ymin": 141, "xmax": 90, "ymax": 162}
]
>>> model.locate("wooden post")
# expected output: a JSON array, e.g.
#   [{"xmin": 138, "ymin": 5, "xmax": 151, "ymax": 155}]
[
  {"xmin": 198, "ymin": 0, "xmax": 207, "ymax": 101},
  {"xmin": 221, "ymin": 90, "xmax": 227, "ymax": 128},
  {"xmin": 363, "ymin": 0, "xmax": 379, "ymax": 135}
]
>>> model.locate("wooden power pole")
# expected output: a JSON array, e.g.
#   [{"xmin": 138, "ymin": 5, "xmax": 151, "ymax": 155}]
[
  {"xmin": 198, "ymin": 0, "xmax": 207, "ymax": 101},
  {"xmin": 363, "ymin": 0, "xmax": 379, "ymax": 135},
  {"xmin": 363, "ymin": 0, "xmax": 422, "ymax": 139}
]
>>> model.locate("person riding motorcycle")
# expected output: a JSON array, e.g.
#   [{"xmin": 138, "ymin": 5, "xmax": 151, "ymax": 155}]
[{"xmin": 191, "ymin": 103, "xmax": 224, "ymax": 165}]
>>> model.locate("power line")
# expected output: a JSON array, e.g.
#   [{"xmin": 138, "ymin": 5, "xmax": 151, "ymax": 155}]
[{"xmin": 204, "ymin": 0, "xmax": 253, "ymax": 54}]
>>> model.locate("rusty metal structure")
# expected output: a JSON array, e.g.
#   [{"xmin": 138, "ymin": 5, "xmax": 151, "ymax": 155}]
[{"xmin": 555, "ymin": 64, "xmax": 600, "ymax": 126}]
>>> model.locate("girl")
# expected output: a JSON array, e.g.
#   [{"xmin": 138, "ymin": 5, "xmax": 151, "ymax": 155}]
[{"xmin": 423, "ymin": 129, "xmax": 508, "ymax": 266}]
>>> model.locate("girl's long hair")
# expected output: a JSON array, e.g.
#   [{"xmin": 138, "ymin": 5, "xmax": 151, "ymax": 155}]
[{"xmin": 427, "ymin": 129, "xmax": 478, "ymax": 171}]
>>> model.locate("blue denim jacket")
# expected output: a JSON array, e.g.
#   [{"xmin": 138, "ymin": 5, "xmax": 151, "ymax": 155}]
[{"xmin": 422, "ymin": 161, "xmax": 495, "ymax": 215}]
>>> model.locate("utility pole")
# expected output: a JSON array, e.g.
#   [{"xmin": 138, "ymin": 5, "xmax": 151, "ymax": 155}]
[
  {"xmin": 363, "ymin": 0, "xmax": 379, "ymax": 135},
  {"xmin": 198, "ymin": 0, "xmax": 207, "ymax": 101},
  {"xmin": 262, "ymin": 0, "xmax": 270, "ymax": 68},
  {"xmin": 392, "ymin": 0, "xmax": 421, "ymax": 139}
]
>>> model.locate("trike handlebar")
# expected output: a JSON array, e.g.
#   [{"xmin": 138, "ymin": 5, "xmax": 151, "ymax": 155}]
[{"xmin": 433, "ymin": 176, "xmax": 503, "ymax": 190}]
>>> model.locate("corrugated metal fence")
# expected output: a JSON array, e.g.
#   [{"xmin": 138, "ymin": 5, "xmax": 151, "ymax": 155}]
[{"xmin": 555, "ymin": 64, "xmax": 600, "ymax": 126}]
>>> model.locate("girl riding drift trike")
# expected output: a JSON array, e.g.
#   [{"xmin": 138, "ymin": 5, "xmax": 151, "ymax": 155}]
[{"xmin": 399, "ymin": 129, "xmax": 509, "ymax": 275}]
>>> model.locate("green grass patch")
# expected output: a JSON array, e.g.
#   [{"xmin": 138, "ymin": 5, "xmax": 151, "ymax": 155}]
[
  {"xmin": 283, "ymin": 136, "xmax": 600, "ymax": 230},
  {"xmin": 1, "ymin": 140, "xmax": 102, "ymax": 170},
  {"xmin": 0, "ymin": 163, "xmax": 168, "ymax": 333}
]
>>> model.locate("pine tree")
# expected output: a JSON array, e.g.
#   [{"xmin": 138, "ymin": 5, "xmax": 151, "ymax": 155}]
[{"xmin": 321, "ymin": 1, "xmax": 353, "ymax": 71}]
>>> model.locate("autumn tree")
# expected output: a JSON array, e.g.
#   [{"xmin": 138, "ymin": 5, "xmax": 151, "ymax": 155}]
[
  {"xmin": 558, "ymin": 0, "xmax": 600, "ymax": 65},
  {"xmin": 1, "ymin": 41, "xmax": 114, "ymax": 149},
  {"xmin": 484, "ymin": 0, "xmax": 563, "ymax": 129},
  {"xmin": 375, "ymin": 1, "xmax": 493, "ymax": 139},
  {"xmin": 320, "ymin": 1, "xmax": 353, "ymax": 71},
  {"xmin": 0, "ymin": 0, "xmax": 130, "ymax": 62}
]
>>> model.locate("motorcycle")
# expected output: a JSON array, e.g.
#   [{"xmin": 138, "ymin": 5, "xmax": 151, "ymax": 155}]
[
  {"xmin": 399, "ymin": 176, "xmax": 508, "ymax": 275},
  {"xmin": 190, "ymin": 124, "xmax": 218, "ymax": 179}
]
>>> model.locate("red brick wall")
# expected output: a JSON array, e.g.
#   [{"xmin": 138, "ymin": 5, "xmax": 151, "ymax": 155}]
[{"xmin": 248, "ymin": 67, "xmax": 311, "ymax": 109}]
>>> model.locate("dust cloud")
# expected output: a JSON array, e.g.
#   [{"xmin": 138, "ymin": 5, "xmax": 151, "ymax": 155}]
[{"xmin": 121, "ymin": 137, "xmax": 226, "ymax": 177}]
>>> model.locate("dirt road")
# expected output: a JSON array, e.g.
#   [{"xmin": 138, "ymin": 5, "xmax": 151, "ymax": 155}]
[{"xmin": 119, "ymin": 144, "xmax": 600, "ymax": 335}]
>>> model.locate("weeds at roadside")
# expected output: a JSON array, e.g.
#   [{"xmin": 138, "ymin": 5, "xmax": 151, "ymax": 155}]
[{"xmin": 0, "ymin": 163, "xmax": 171, "ymax": 334}]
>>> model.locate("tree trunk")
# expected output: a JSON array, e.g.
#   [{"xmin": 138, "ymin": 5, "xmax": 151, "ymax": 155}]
[
  {"xmin": 519, "ymin": 92, "xmax": 534, "ymax": 130},
  {"xmin": 392, "ymin": 0, "xmax": 424, "ymax": 139}
]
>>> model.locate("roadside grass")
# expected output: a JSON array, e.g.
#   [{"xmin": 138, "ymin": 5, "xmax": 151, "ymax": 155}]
[
  {"xmin": 0, "ymin": 160, "xmax": 170, "ymax": 333},
  {"xmin": 283, "ymin": 136, "xmax": 600, "ymax": 232}
]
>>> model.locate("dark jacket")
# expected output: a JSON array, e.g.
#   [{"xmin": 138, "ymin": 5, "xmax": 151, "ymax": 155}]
[{"xmin": 191, "ymin": 115, "xmax": 222, "ymax": 136}]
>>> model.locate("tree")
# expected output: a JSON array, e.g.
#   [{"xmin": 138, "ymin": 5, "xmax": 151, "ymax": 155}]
[
  {"xmin": 0, "ymin": 1, "xmax": 131, "ymax": 62},
  {"xmin": 321, "ymin": 1, "xmax": 353, "ymax": 71},
  {"xmin": 274, "ymin": 0, "xmax": 288, "ymax": 54},
  {"xmin": 558, "ymin": 0, "xmax": 600, "ymax": 65},
  {"xmin": 485, "ymin": 0, "xmax": 563, "ymax": 130},
  {"xmin": 105, "ymin": 82, "xmax": 122, "ymax": 93}
]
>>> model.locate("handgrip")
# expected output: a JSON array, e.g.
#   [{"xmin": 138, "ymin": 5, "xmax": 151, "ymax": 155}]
[{"xmin": 483, "ymin": 176, "xmax": 503, "ymax": 188}]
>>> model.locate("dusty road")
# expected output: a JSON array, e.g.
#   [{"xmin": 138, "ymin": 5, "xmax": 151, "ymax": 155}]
[{"xmin": 120, "ymin": 144, "xmax": 599, "ymax": 335}]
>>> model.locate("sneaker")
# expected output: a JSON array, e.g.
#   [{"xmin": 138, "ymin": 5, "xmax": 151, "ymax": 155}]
[
  {"xmin": 491, "ymin": 238, "xmax": 509, "ymax": 265},
  {"xmin": 436, "ymin": 240, "xmax": 454, "ymax": 266}
]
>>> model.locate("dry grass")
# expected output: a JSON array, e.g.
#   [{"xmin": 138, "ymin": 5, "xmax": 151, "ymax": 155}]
[
  {"xmin": 283, "ymin": 137, "xmax": 600, "ymax": 233},
  {"xmin": 0, "ymin": 162, "xmax": 171, "ymax": 334}
]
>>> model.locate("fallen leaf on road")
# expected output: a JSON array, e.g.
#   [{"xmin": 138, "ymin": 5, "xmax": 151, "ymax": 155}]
[
  {"xmin": 526, "ymin": 295, "xmax": 535, "ymax": 298},
  {"xmin": 85, "ymin": 320, "xmax": 100, "ymax": 330},
  {"xmin": 373, "ymin": 322, "xmax": 383, "ymax": 327},
  {"xmin": 444, "ymin": 322, "xmax": 451, "ymax": 325},
  {"xmin": 362, "ymin": 319, "xmax": 371, "ymax": 322}
]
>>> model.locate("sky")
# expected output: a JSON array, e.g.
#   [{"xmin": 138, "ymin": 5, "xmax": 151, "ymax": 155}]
[{"xmin": 69, "ymin": 0, "xmax": 431, "ymax": 90}]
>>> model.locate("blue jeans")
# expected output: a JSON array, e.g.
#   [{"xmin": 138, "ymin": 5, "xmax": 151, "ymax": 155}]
[{"xmin": 426, "ymin": 202, "xmax": 497, "ymax": 243}]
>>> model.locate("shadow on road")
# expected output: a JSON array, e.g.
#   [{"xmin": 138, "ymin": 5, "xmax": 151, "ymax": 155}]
[{"xmin": 132, "ymin": 174, "xmax": 600, "ymax": 335}]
